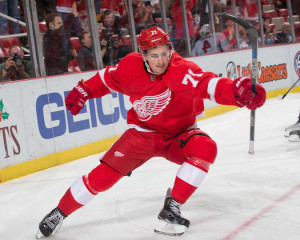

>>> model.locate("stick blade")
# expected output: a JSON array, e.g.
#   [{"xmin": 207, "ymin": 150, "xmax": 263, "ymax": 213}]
[{"xmin": 249, "ymin": 140, "xmax": 255, "ymax": 154}]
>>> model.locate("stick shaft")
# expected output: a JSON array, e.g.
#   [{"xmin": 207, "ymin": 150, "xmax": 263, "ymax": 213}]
[
  {"xmin": 249, "ymin": 30, "xmax": 258, "ymax": 154},
  {"xmin": 215, "ymin": 13, "xmax": 258, "ymax": 154},
  {"xmin": 282, "ymin": 78, "xmax": 300, "ymax": 99}
]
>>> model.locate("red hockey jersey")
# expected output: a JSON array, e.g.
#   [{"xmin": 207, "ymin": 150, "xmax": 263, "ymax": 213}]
[{"xmin": 85, "ymin": 52, "xmax": 238, "ymax": 133}]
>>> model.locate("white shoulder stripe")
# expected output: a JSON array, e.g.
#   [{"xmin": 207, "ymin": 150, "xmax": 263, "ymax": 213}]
[
  {"xmin": 207, "ymin": 77, "xmax": 221, "ymax": 102},
  {"xmin": 98, "ymin": 68, "xmax": 117, "ymax": 93}
]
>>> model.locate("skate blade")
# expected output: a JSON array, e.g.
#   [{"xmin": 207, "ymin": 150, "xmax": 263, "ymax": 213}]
[
  {"xmin": 284, "ymin": 131, "xmax": 290, "ymax": 137},
  {"xmin": 154, "ymin": 219, "xmax": 187, "ymax": 236},
  {"xmin": 288, "ymin": 135, "xmax": 300, "ymax": 142},
  {"xmin": 36, "ymin": 228, "xmax": 45, "ymax": 239}
]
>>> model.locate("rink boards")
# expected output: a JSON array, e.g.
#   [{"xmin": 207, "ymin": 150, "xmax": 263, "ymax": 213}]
[{"xmin": 0, "ymin": 42, "xmax": 300, "ymax": 183}]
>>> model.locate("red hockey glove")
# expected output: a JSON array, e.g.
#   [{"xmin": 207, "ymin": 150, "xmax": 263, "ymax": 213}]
[
  {"xmin": 233, "ymin": 77, "xmax": 266, "ymax": 110},
  {"xmin": 65, "ymin": 80, "xmax": 93, "ymax": 115}
]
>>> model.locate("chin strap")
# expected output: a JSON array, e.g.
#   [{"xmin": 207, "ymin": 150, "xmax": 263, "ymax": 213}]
[{"xmin": 144, "ymin": 59, "xmax": 156, "ymax": 75}]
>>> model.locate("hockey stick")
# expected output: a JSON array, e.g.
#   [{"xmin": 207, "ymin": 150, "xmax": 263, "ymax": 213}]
[
  {"xmin": 281, "ymin": 78, "xmax": 300, "ymax": 99},
  {"xmin": 214, "ymin": 13, "xmax": 258, "ymax": 154}
]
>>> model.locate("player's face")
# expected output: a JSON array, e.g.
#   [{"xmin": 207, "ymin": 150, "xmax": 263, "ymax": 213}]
[{"xmin": 143, "ymin": 45, "xmax": 170, "ymax": 75}]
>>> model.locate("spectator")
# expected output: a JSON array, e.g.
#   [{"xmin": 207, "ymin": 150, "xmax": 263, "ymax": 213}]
[
  {"xmin": 75, "ymin": 0, "xmax": 89, "ymax": 31},
  {"xmin": 264, "ymin": 24, "xmax": 277, "ymax": 45},
  {"xmin": 44, "ymin": 13, "xmax": 77, "ymax": 76},
  {"xmin": 134, "ymin": 1, "xmax": 155, "ymax": 34},
  {"xmin": 35, "ymin": 0, "xmax": 56, "ymax": 22},
  {"xmin": 77, "ymin": 31, "xmax": 96, "ymax": 71},
  {"xmin": 276, "ymin": 22, "xmax": 292, "ymax": 43},
  {"xmin": 170, "ymin": 0, "xmax": 197, "ymax": 39},
  {"xmin": 151, "ymin": 0, "xmax": 160, "ymax": 14},
  {"xmin": 169, "ymin": 0, "xmax": 197, "ymax": 57},
  {"xmin": 238, "ymin": 28, "xmax": 251, "ymax": 49},
  {"xmin": 0, "ymin": 45, "xmax": 32, "ymax": 82},
  {"xmin": 192, "ymin": 24, "xmax": 220, "ymax": 56},
  {"xmin": 291, "ymin": 1, "xmax": 300, "ymax": 17},
  {"xmin": 273, "ymin": 0, "xmax": 287, "ymax": 11},
  {"xmin": 241, "ymin": 0, "xmax": 259, "ymax": 21},
  {"xmin": 100, "ymin": 9, "xmax": 131, "ymax": 66},
  {"xmin": 253, "ymin": 20, "xmax": 263, "ymax": 46},
  {"xmin": 101, "ymin": 10, "xmax": 120, "ymax": 64},
  {"xmin": 100, "ymin": 0, "xmax": 123, "ymax": 15},
  {"xmin": 263, "ymin": 15, "xmax": 272, "ymax": 26},
  {"xmin": 217, "ymin": 20, "xmax": 236, "ymax": 52},
  {"xmin": 101, "ymin": 9, "xmax": 120, "ymax": 39},
  {"xmin": 97, "ymin": 23, "xmax": 108, "ymax": 57},
  {"xmin": 198, "ymin": 0, "xmax": 226, "ymax": 29},
  {"xmin": 0, "ymin": 0, "xmax": 20, "ymax": 35},
  {"xmin": 56, "ymin": 0, "xmax": 84, "ymax": 38},
  {"xmin": 94, "ymin": 0, "xmax": 101, "ymax": 15}
]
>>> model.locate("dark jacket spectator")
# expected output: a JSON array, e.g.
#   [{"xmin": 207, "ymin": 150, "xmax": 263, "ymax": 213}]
[
  {"xmin": 77, "ymin": 31, "xmax": 95, "ymax": 71},
  {"xmin": 276, "ymin": 22, "xmax": 292, "ymax": 44},
  {"xmin": 44, "ymin": 13, "xmax": 77, "ymax": 76}
]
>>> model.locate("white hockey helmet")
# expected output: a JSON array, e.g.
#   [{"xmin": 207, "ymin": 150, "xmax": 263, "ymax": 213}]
[{"xmin": 200, "ymin": 24, "xmax": 210, "ymax": 37}]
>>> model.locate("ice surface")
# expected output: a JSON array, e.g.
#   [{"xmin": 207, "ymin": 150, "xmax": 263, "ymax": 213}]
[{"xmin": 0, "ymin": 93, "xmax": 299, "ymax": 240}]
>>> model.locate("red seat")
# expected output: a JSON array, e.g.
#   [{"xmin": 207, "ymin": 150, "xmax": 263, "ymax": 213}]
[
  {"xmin": 264, "ymin": 10, "xmax": 278, "ymax": 19},
  {"xmin": 278, "ymin": 9, "xmax": 288, "ymax": 21},
  {"xmin": 39, "ymin": 22, "xmax": 47, "ymax": 33},
  {"xmin": 21, "ymin": 22, "xmax": 47, "ymax": 33},
  {"xmin": 70, "ymin": 37, "xmax": 82, "ymax": 52},
  {"xmin": 68, "ymin": 58, "xmax": 81, "ymax": 73},
  {"xmin": 0, "ymin": 37, "xmax": 20, "ymax": 56}
]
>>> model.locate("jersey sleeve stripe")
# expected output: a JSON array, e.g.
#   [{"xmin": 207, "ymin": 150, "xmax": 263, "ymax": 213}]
[
  {"xmin": 207, "ymin": 77, "xmax": 221, "ymax": 102},
  {"xmin": 98, "ymin": 68, "xmax": 117, "ymax": 93}
]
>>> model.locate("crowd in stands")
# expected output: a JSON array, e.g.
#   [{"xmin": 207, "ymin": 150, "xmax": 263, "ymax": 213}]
[
  {"xmin": 0, "ymin": 0, "xmax": 300, "ymax": 82},
  {"xmin": 191, "ymin": 0, "xmax": 300, "ymax": 56}
]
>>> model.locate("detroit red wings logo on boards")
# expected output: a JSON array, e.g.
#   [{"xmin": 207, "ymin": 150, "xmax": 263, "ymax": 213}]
[
  {"xmin": 294, "ymin": 51, "xmax": 300, "ymax": 77},
  {"xmin": 133, "ymin": 89, "xmax": 171, "ymax": 121}
]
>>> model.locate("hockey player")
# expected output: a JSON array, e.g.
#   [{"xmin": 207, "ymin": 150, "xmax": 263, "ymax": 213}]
[
  {"xmin": 285, "ymin": 107, "xmax": 300, "ymax": 142},
  {"xmin": 36, "ymin": 26, "xmax": 266, "ymax": 238}
]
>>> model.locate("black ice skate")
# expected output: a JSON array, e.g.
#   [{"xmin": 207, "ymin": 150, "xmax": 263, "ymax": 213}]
[
  {"xmin": 284, "ymin": 120, "xmax": 300, "ymax": 137},
  {"xmin": 36, "ymin": 207, "xmax": 66, "ymax": 239},
  {"xmin": 154, "ymin": 188, "xmax": 190, "ymax": 236},
  {"xmin": 289, "ymin": 130, "xmax": 300, "ymax": 142}
]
